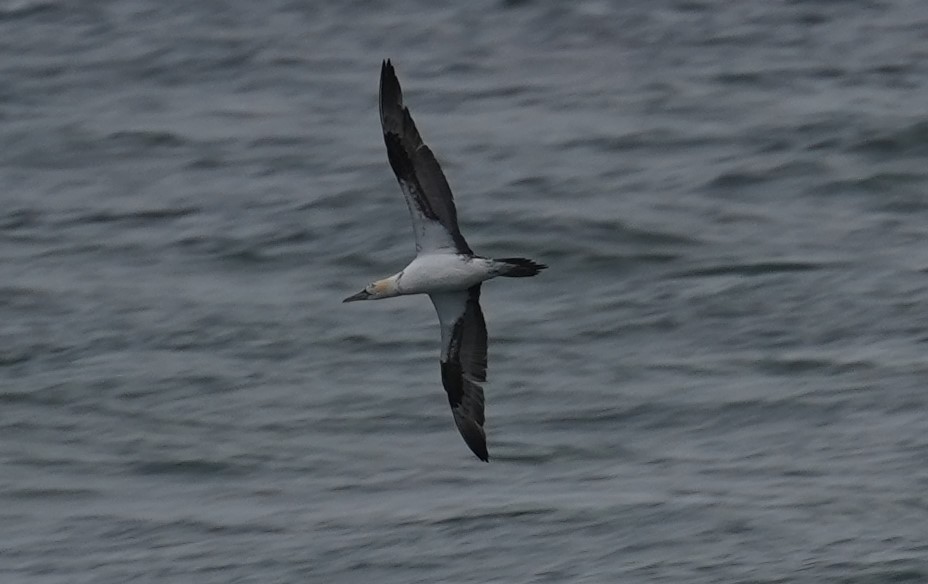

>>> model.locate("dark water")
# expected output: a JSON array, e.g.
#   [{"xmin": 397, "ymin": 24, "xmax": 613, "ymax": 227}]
[{"xmin": 3, "ymin": 1, "xmax": 928, "ymax": 582}]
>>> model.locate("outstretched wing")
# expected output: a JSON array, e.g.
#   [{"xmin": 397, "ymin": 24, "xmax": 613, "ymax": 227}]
[
  {"xmin": 429, "ymin": 285, "xmax": 488, "ymax": 461},
  {"xmin": 380, "ymin": 59, "xmax": 472, "ymax": 255}
]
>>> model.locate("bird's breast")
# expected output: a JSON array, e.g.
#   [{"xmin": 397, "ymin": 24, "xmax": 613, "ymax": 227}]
[{"xmin": 398, "ymin": 255, "xmax": 492, "ymax": 294}]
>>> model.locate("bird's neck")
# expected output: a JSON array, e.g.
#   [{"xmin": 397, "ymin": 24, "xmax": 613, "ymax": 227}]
[{"xmin": 375, "ymin": 274, "xmax": 402, "ymax": 298}]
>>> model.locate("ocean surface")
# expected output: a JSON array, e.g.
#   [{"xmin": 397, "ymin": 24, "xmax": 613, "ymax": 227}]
[{"xmin": 3, "ymin": 1, "xmax": 928, "ymax": 582}]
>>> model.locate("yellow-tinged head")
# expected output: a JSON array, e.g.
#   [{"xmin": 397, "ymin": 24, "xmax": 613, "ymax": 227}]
[{"xmin": 343, "ymin": 277, "xmax": 400, "ymax": 302}]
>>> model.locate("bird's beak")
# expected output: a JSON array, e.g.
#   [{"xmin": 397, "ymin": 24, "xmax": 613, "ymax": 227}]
[{"xmin": 343, "ymin": 290, "xmax": 371, "ymax": 303}]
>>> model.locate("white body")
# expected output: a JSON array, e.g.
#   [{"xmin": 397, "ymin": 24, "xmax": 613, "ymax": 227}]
[{"xmin": 396, "ymin": 254, "xmax": 499, "ymax": 295}]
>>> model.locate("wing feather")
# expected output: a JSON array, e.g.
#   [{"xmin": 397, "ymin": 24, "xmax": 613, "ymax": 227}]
[
  {"xmin": 430, "ymin": 285, "xmax": 489, "ymax": 461},
  {"xmin": 380, "ymin": 60, "xmax": 472, "ymax": 255}
]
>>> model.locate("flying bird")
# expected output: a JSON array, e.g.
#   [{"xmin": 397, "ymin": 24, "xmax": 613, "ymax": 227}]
[{"xmin": 344, "ymin": 60, "xmax": 546, "ymax": 462}]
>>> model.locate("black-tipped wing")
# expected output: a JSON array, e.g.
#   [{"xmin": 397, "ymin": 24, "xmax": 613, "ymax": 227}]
[
  {"xmin": 380, "ymin": 60, "xmax": 472, "ymax": 255},
  {"xmin": 430, "ymin": 285, "xmax": 488, "ymax": 461}
]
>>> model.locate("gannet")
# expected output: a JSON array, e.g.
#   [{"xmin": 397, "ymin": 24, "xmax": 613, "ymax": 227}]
[{"xmin": 343, "ymin": 60, "xmax": 547, "ymax": 462}]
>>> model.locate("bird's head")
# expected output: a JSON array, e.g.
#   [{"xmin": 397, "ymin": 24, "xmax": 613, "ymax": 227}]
[{"xmin": 343, "ymin": 278, "xmax": 399, "ymax": 302}]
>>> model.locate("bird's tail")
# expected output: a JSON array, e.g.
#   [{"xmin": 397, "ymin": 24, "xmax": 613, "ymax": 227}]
[{"xmin": 494, "ymin": 257, "xmax": 548, "ymax": 277}]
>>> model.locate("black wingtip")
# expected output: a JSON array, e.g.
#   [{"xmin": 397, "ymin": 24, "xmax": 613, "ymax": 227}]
[
  {"xmin": 462, "ymin": 427, "xmax": 489, "ymax": 462},
  {"xmin": 450, "ymin": 404, "xmax": 490, "ymax": 462},
  {"xmin": 470, "ymin": 440, "xmax": 490, "ymax": 462},
  {"xmin": 379, "ymin": 59, "xmax": 404, "ymax": 124}
]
